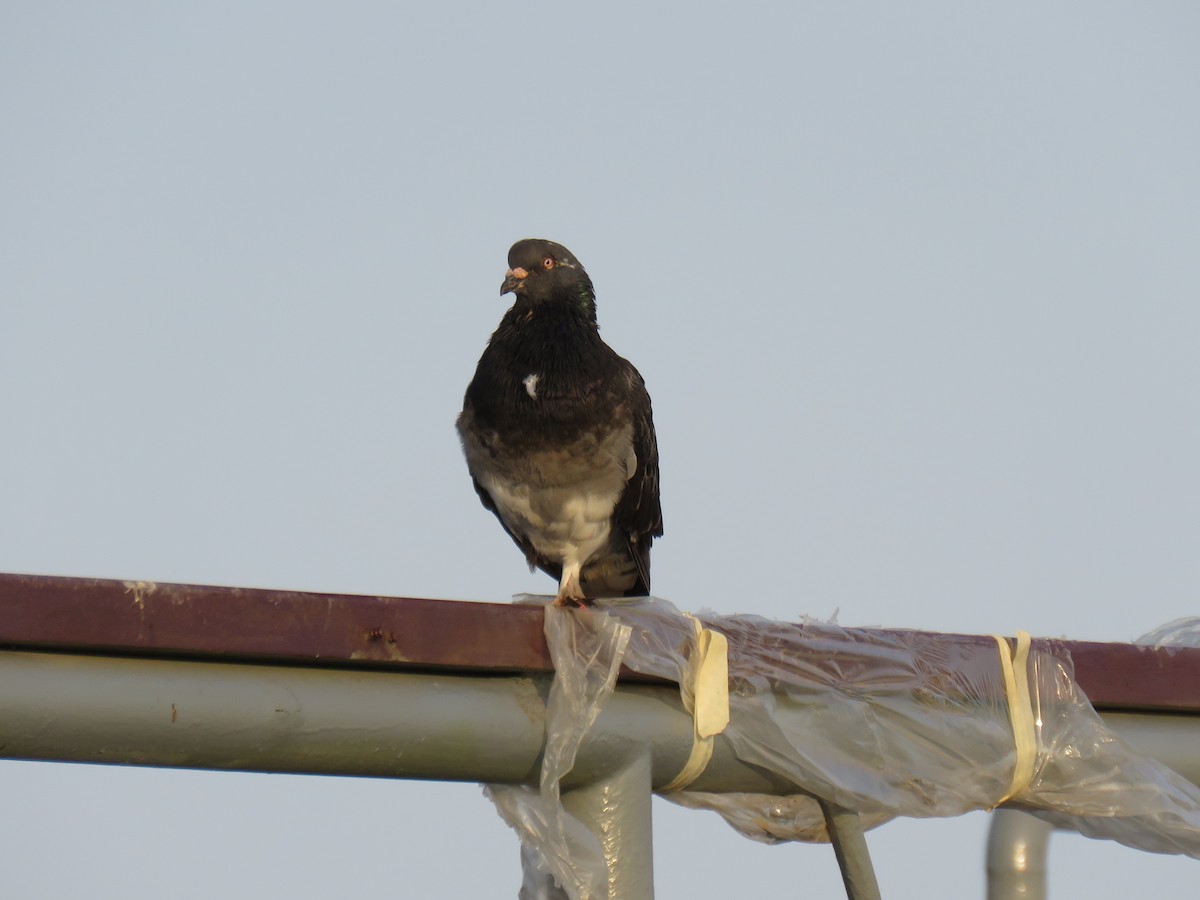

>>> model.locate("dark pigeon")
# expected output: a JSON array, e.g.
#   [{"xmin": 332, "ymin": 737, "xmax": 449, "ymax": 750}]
[{"xmin": 457, "ymin": 239, "xmax": 663, "ymax": 606}]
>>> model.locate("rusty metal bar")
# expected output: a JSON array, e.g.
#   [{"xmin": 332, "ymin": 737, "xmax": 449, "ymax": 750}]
[
  {"xmin": 2, "ymin": 572, "xmax": 1199, "ymax": 713},
  {"xmin": 0, "ymin": 571, "xmax": 549, "ymax": 672}
]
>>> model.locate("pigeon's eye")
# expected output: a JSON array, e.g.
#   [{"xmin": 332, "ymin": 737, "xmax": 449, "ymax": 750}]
[{"xmin": 542, "ymin": 257, "xmax": 555, "ymax": 270}]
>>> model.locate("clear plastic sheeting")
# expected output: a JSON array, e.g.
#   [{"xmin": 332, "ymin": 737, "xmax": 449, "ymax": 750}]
[
  {"xmin": 489, "ymin": 597, "xmax": 1200, "ymax": 897},
  {"xmin": 487, "ymin": 602, "xmax": 632, "ymax": 900},
  {"xmin": 1137, "ymin": 617, "xmax": 1200, "ymax": 649}
]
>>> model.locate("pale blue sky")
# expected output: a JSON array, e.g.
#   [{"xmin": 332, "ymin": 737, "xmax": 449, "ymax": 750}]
[{"xmin": 2, "ymin": 3, "xmax": 1198, "ymax": 896}]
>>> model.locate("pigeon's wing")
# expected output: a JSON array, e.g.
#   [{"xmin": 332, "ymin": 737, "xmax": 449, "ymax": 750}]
[{"xmin": 612, "ymin": 364, "xmax": 663, "ymax": 593}]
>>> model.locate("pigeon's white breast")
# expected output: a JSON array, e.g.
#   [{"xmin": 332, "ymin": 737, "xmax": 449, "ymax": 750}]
[{"xmin": 463, "ymin": 421, "xmax": 637, "ymax": 570}]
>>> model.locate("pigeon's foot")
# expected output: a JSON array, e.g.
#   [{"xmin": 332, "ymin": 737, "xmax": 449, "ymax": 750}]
[
  {"xmin": 553, "ymin": 593, "xmax": 590, "ymax": 608},
  {"xmin": 555, "ymin": 565, "xmax": 588, "ymax": 607}
]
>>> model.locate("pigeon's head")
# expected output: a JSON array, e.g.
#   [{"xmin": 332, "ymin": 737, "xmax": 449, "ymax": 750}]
[{"xmin": 501, "ymin": 238, "xmax": 597, "ymax": 321}]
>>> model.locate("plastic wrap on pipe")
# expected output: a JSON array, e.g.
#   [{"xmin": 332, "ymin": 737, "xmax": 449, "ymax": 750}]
[
  {"xmin": 490, "ymin": 597, "xmax": 1200, "ymax": 897},
  {"xmin": 487, "ymin": 603, "xmax": 631, "ymax": 899},
  {"xmin": 1137, "ymin": 617, "xmax": 1200, "ymax": 648}
]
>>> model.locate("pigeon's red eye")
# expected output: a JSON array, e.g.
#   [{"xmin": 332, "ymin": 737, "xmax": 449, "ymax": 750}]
[{"xmin": 542, "ymin": 257, "xmax": 555, "ymax": 270}]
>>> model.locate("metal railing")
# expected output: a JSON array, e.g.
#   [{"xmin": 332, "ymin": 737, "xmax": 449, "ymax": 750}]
[{"xmin": 1, "ymin": 572, "xmax": 1197, "ymax": 898}]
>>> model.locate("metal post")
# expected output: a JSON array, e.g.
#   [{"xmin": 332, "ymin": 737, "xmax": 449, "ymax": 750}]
[
  {"xmin": 985, "ymin": 809, "xmax": 1051, "ymax": 900},
  {"xmin": 561, "ymin": 750, "xmax": 655, "ymax": 899},
  {"xmin": 819, "ymin": 799, "xmax": 882, "ymax": 900}
]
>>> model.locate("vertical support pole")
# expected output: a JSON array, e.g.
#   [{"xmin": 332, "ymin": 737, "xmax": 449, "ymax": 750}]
[
  {"xmin": 561, "ymin": 750, "xmax": 654, "ymax": 899},
  {"xmin": 818, "ymin": 799, "xmax": 882, "ymax": 900},
  {"xmin": 986, "ymin": 809, "xmax": 1051, "ymax": 900}
]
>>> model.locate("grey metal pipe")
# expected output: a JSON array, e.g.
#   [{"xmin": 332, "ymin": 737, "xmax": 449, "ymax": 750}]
[
  {"xmin": 0, "ymin": 649, "xmax": 789, "ymax": 793},
  {"xmin": 819, "ymin": 799, "xmax": 882, "ymax": 900},
  {"xmin": 7, "ymin": 648, "xmax": 1200, "ymax": 900},
  {"xmin": 985, "ymin": 809, "xmax": 1052, "ymax": 900},
  {"xmin": 1100, "ymin": 712, "xmax": 1200, "ymax": 785},
  {"xmin": 983, "ymin": 716, "xmax": 1199, "ymax": 900},
  {"xmin": 5, "ymin": 650, "xmax": 1199, "ymax": 792},
  {"xmin": 562, "ymin": 750, "xmax": 655, "ymax": 899}
]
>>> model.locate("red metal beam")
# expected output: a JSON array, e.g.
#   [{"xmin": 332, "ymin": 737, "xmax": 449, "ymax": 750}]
[
  {"xmin": 0, "ymin": 572, "xmax": 550, "ymax": 672},
  {"xmin": 0, "ymin": 572, "xmax": 1197, "ymax": 713}
]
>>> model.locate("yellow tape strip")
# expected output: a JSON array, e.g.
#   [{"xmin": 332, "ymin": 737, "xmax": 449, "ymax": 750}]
[
  {"xmin": 990, "ymin": 631, "xmax": 1036, "ymax": 806},
  {"xmin": 661, "ymin": 616, "xmax": 730, "ymax": 792}
]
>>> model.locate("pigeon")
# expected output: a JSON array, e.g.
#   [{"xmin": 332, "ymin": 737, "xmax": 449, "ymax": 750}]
[{"xmin": 457, "ymin": 238, "xmax": 663, "ymax": 607}]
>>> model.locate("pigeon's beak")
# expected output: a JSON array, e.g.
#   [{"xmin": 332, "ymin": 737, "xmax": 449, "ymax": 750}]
[{"xmin": 500, "ymin": 267, "xmax": 529, "ymax": 296}]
